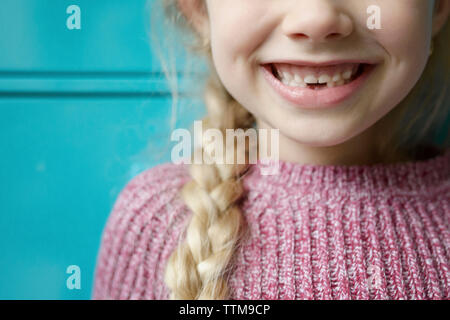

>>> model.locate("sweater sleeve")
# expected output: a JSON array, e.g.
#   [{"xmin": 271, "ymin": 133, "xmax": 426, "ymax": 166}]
[{"xmin": 91, "ymin": 162, "xmax": 191, "ymax": 300}]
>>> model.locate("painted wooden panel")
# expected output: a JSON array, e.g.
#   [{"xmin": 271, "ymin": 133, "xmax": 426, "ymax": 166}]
[{"xmin": 0, "ymin": 0, "xmax": 206, "ymax": 299}]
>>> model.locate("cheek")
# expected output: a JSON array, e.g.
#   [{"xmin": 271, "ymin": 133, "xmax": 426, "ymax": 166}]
[
  {"xmin": 209, "ymin": 4, "xmax": 274, "ymax": 69},
  {"xmin": 369, "ymin": 1, "xmax": 433, "ymax": 108},
  {"xmin": 209, "ymin": 5, "xmax": 274, "ymax": 101},
  {"xmin": 374, "ymin": 2, "xmax": 432, "ymax": 62}
]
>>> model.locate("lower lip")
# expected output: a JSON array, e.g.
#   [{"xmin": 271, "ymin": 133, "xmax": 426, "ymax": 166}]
[{"xmin": 261, "ymin": 64, "xmax": 376, "ymax": 109}]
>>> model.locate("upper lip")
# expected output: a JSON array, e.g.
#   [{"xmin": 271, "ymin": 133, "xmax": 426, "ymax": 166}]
[{"xmin": 261, "ymin": 59, "xmax": 379, "ymax": 67}]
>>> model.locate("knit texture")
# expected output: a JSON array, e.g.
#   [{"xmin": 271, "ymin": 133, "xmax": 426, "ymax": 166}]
[{"xmin": 92, "ymin": 149, "xmax": 450, "ymax": 300}]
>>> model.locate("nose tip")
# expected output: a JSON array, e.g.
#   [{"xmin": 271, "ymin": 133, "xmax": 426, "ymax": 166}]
[{"xmin": 283, "ymin": 7, "xmax": 353, "ymax": 43}]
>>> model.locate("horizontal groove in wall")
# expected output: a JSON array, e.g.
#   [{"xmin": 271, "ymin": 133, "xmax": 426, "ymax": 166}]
[
  {"xmin": 0, "ymin": 91, "xmax": 202, "ymax": 99},
  {"xmin": 0, "ymin": 71, "xmax": 207, "ymax": 98},
  {"xmin": 0, "ymin": 70, "xmax": 205, "ymax": 78}
]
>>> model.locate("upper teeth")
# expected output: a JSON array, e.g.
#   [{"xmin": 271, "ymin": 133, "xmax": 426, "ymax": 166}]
[{"xmin": 276, "ymin": 64, "xmax": 358, "ymax": 88}]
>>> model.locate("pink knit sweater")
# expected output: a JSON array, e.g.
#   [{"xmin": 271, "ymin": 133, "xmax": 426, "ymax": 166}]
[{"xmin": 93, "ymin": 149, "xmax": 450, "ymax": 300}]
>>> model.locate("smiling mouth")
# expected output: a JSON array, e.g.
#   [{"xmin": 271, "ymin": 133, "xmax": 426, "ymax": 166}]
[
  {"xmin": 260, "ymin": 61, "xmax": 378, "ymax": 109},
  {"xmin": 266, "ymin": 62, "xmax": 370, "ymax": 90}
]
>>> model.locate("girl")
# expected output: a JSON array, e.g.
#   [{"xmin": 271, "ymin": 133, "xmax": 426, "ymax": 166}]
[{"xmin": 93, "ymin": 0, "xmax": 450, "ymax": 300}]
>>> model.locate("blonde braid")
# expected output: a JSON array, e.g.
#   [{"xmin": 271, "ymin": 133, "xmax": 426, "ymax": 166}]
[{"xmin": 164, "ymin": 69, "xmax": 255, "ymax": 299}]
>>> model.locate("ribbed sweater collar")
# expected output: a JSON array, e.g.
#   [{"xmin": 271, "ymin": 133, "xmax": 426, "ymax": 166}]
[{"xmin": 244, "ymin": 149, "xmax": 450, "ymax": 195}]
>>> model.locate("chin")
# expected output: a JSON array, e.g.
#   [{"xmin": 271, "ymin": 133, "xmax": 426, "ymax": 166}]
[{"xmin": 282, "ymin": 125, "xmax": 368, "ymax": 148}]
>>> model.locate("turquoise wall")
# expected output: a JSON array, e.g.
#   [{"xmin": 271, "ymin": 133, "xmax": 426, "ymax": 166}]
[{"xmin": 0, "ymin": 0, "xmax": 205, "ymax": 299}]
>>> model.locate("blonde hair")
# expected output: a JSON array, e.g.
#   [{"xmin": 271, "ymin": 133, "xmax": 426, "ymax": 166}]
[{"xmin": 150, "ymin": 0, "xmax": 449, "ymax": 299}]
